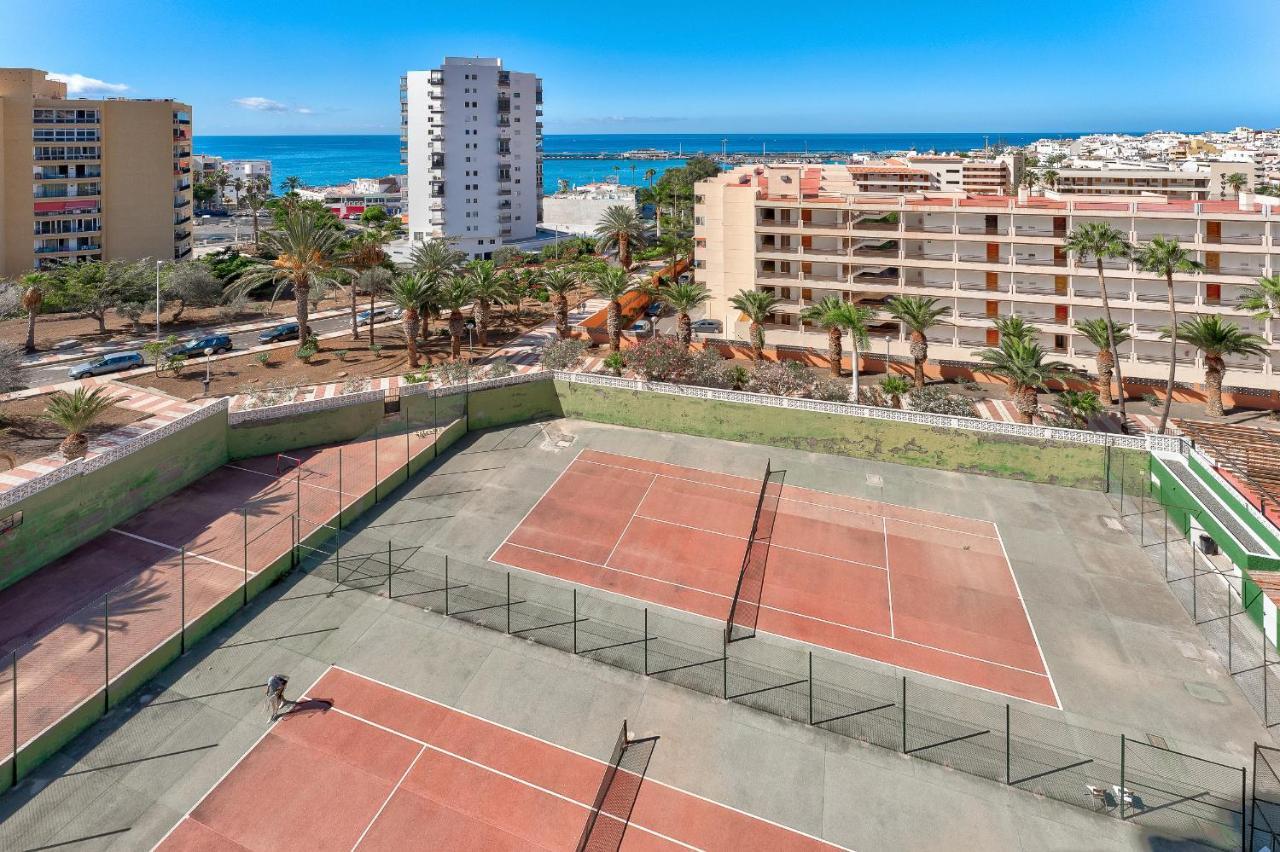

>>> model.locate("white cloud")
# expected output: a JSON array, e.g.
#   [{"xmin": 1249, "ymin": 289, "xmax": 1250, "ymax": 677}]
[
  {"xmin": 295, "ymin": 107, "xmax": 316, "ymax": 115},
  {"xmin": 234, "ymin": 96, "xmax": 290, "ymax": 112},
  {"xmin": 48, "ymin": 72, "xmax": 128, "ymax": 94}
]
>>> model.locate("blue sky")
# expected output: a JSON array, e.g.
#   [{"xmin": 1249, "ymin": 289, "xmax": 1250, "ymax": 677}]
[{"xmin": 1, "ymin": 0, "xmax": 1277, "ymax": 135}]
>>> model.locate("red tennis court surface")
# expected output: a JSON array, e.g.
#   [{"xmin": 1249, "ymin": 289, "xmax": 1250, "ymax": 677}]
[
  {"xmin": 0, "ymin": 427, "xmax": 437, "ymax": 766},
  {"xmin": 158, "ymin": 666, "xmax": 839, "ymax": 851},
  {"xmin": 492, "ymin": 450, "xmax": 1057, "ymax": 707}
]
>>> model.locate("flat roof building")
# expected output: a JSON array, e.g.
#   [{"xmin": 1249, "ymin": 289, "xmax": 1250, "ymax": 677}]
[{"xmin": 0, "ymin": 68, "xmax": 193, "ymax": 277}]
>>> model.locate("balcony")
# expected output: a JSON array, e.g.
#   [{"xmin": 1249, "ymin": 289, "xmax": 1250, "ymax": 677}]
[
  {"xmin": 904, "ymin": 251, "xmax": 956, "ymax": 261},
  {"xmin": 174, "ymin": 214, "xmax": 192, "ymax": 226},
  {"xmin": 1013, "ymin": 256, "xmax": 1065, "ymax": 267},
  {"xmin": 903, "ymin": 224, "xmax": 954, "ymax": 234},
  {"xmin": 174, "ymin": 229, "xmax": 192, "ymax": 242},
  {"xmin": 498, "ymin": 72, "xmax": 511, "ymax": 88},
  {"xmin": 34, "ymin": 185, "xmax": 101, "ymax": 199},
  {"xmin": 497, "ymin": 188, "xmax": 513, "ymax": 197},
  {"xmin": 497, "ymin": 98, "xmax": 511, "ymax": 112},
  {"xmin": 1206, "ymin": 233, "xmax": 1265, "ymax": 246},
  {"xmin": 34, "ymin": 243, "xmax": 100, "ymax": 255},
  {"xmin": 34, "ymin": 148, "xmax": 101, "ymax": 162},
  {"xmin": 850, "ymin": 222, "xmax": 899, "ymax": 232},
  {"xmin": 1013, "ymin": 226, "xmax": 1067, "ymax": 238},
  {"xmin": 957, "ymin": 225, "xmax": 1004, "ymax": 236},
  {"xmin": 33, "ymin": 223, "xmax": 100, "ymax": 236},
  {"xmin": 174, "ymin": 197, "xmax": 191, "ymax": 209}
]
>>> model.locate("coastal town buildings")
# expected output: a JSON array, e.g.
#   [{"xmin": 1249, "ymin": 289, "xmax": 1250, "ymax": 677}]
[
  {"xmin": 191, "ymin": 154, "xmax": 271, "ymax": 203},
  {"xmin": 401, "ymin": 57, "xmax": 543, "ymax": 259},
  {"xmin": 0, "ymin": 67, "xmax": 193, "ymax": 278},
  {"xmin": 842, "ymin": 154, "xmax": 1023, "ymax": 195},
  {"xmin": 541, "ymin": 181, "xmax": 636, "ymax": 234},
  {"xmin": 297, "ymin": 175, "xmax": 406, "ymax": 220},
  {"xmin": 694, "ymin": 162, "xmax": 1280, "ymax": 398}
]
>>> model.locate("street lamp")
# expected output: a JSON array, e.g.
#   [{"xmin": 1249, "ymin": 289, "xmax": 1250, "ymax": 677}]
[
  {"xmin": 202, "ymin": 347, "xmax": 214, "ymax": 396},
  {"xmin": 155, "ymin": 260, "xmax": 163, "ymax": 340}
]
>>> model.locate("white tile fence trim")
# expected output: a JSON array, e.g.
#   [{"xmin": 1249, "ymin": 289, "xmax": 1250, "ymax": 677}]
[
  {"xmin": 226, "ymin": 389, "xmax": 386, "ymax": 425},
  {"xmin": 0, "ymin": 399, "xmax": 229, "ymax": 513},
  {"xmin": 551, "ymin": 370, "xmax": 1184, "ymax": 454},
  {"xmin": 398, "ymin": 369, "xmax": 548, "ymax": 399}
]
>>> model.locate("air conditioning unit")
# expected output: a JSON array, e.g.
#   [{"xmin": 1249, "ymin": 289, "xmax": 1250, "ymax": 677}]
[{"xmin": 1198, "ymin": 534, "xmax": 1218, "ymax": 556}]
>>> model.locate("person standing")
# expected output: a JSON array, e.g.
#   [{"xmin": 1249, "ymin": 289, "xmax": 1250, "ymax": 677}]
[{"xmin": 266, "ymin": 674, "xmax": 295, "ymax": 721}]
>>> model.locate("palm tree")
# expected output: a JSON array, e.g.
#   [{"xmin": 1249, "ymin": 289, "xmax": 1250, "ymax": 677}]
[
  {"xmin": 887, "ymin": 295, "xmax": 948, "ymax": 389},
  {"xmin": 801, "ymin": 296, "xmax": 851, "ymax": 377},
  {"xmin": 18, "ymin": 271, "xmax": 47, "ymax": 353},
  {"xmin": 993, "ymin": 313, "xmax": 1038, "ymax": 345},
  {"xmin": 542, "ymin": 267, "xmax": 578, "ymax": 339},
  {"xmin": 44, "ymin": 386, "xmax": 116, "ymax": 460},
  {"xmin": 409, "ymin": 237, "xmax": 466, "ymax": 282},
  {"xmin": 1057, "ymin": 390, "xmax": 1102, "ymax": 428},
  {"xmin": 1135, "ymin": 236, "xmax": 1204, "ymax": 433},
  {"xmin": 281, "ymin": 175, "xmax": 303, "ymax": 195},
  {"xmin": 437, "ymin": 276, "xmax": 477, "ymax": 360},
  {"xmin": 226, "ymin": 208, "xmax": 350, "ymax": 350},
  {"xmin": 465, "ymin": 260, "xmax": 510, "ymax": 347},
  {"xmin": 359, "ymin": 267, "xmax": 393, "ymax": 346},
  {"xmin": 1241, "ymin": 275, "xmax": 1280, "ymax": 320},
  {"xmin": 594, "ymin": 205, "xmax": 646, "ymax": 269},
  {"xmin": 835, "ymin": 303, "xmax": 875, "ymax": 398},
  {"xmin": 241, "ymin": 176, "xmax": 270, "ymax": 249},
  {"xmin": 388, "ymin": 271, "xmax": 436, "ymax": 369},
  {"xmin": 1162, "ymin": 315, "xmax": 1267, "ymax": 416},
  {"xmin": 1040, "ymin": 169, "xmax": 1060, "ymax": 190},
  {"xmin": 343, "ymin": 225, "xmax": 395, "ymax": 339},
  {"xmin": 728, "ymin": 289, "xmax": 780, "ymax": 361},
  {"xmin": 978, "ymin": 337, "xmax": 1073, "ymax": 425},
  {"xmin": 880, "ymin": 375, "xmax": 911, "ymax": 409},
  {"xmin": 1074, "ymin": 317, "xmax": 1132, "ymax": 405},
  {"xmin": 1064, "ymin": 222, "xmax": 1132, "ymax": 415},
  {"xmin": 1224, "ymin": 172, "xmax": 1249, "ymax": 198},
  {"xmin": 592, "ymin": 266, "xmax": 638, "ymax": 352},
  {"xmin": 662, "ymin": 282, "xmax": 711, "ymax": 349},
  {"xmin": 1020, "ymin": 170, "xmax": 1039, "ymax": 194},
  {"xmin": 644, "ymin": 168, "xmax": 656, "ymax": 187}
]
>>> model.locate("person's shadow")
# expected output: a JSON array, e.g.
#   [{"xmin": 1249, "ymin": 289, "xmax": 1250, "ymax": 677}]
[{"xmin": 282, "ymin": 697, "xmax": 334, "ymax": 717}]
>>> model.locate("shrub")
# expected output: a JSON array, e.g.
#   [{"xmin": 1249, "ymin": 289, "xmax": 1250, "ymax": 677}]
[
  {"xmin": 163, "ymin": 353, "xmax": 188, "ymax": 376},
  {"xmin": 141, "ymin": 336, "xmax": 180, "ymax": 374},
  {"xmin": 435, "ymin": 359, "xmax": 477, "ymax": 386},
  {"xmin": 602, "ymin": 352, "xmax": 625, "ymax": 376},
  {"xmin": 1143, "ymin": 393, "xmax": 1160, "ymax": 407},
  {"xmin": 810, "ymin": 378, "xmax": 850, "ymax": 402},
  {"xmin": 369, "ymin": 343, "xmax": 383, "ymax": 359},
  {"xmin": 623, "ymin": 335, "xmax": 689, "ymax": 381},
  {"xmin": 0, "ymin": 342, "xmax": 24, "ymax": 393},
  {"xmin": 879, "ymin": 375, "xmax": 912, "ymax": 408},
  {"xmin": 487, "ymin": 359, "xmax": 516, "ymax": 379},
  {"xmin": 541, "ymin": 338, "xmax": 589, "ymax": 371},
  {"xmin": 906, "ymin": 385, "xmax": 977, "ymax": 417},
  {"xmin": 255, "ymin": 351, "xmax": 271, "ymax": 368},
  {"xmin": 341, "ymin": 376, "xmax": 371, "ymax": 394},
  {"xmin": 295, "ymin": 343, "xmax": 318, "ymax": 363},
  {"xmin": 335, "ymin": 349, "xmax": 349, "ymax": 362},
  {"xmin": 746, "ymin": 361, "xmax": 811, "ymax": 397}
]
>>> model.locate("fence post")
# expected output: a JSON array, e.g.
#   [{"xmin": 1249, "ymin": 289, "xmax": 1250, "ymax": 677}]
[
  {"xmin": 1104, "ymin": 443, "xmax": 1111, "ymax": 494},
  {"xmin": 386, "ymin": 541, "xmax": 392, "ymax": 599},
  {"xmin": 808, "ymin": 652, "xmax": 814, "ymax": 726},
  {"xmin": 374, "ymin": 419, "xmax": 380, "ymax": 502},
  {"xmin": 901, "ymin": 676, "xmax": 908, "ymax": 754},
  {"xmin": 338, "ymin": 449, "xmax": 344, "ymax": 529},
  {"xmin": 103, "ymin": 594, "xmax": 109, "ymax": 712},
  {"xmin": 444, "ymin": 554, "xmax": 450, "ymax": 616},
  {"xmin": 1242, "ymin": 766, "xmax": 1249, "ymax": 852},
  {"xmin": 180, "ymin": 547, "xmax": 186, "ymax": 655},
  {"xmin": 1005, "ymin": 704, "xmax": 1012, "ymax": 784},
  {"xmin": 1120, "ymin": 734, "xmax": 1126, "ymax": 820},
  {"xmin": 505, "ymin": 573, "xmax": 511, "ymax": 634},
  {"xmin": 643, "ymin": 608, "xmax": 649, "ymax": 676},
  {"xmin": 722, "ymin": 634, "xmax": 728, "ymax": 700},
  {"xmin": 11, "ymin": 650, "xmax": 17, "ymax": 787},
  {"xmin": 242, "ymin": 507, "xmax": 250, "ymax": 577},
  {"xmin": 572, "ymin": 589, "xmax": 578, "ymax": 655}
]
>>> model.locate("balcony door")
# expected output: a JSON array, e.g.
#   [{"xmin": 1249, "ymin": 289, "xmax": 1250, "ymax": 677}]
[
  {"xmin": 986, "ymin": 243, "xmax": 1000, "ymax": 263},
  {"xmin": 1206, "ymin": 221, "xmax": 1221, "ymax": 243},
  {"xmin": 986, "ymin": 272, "xmax": 999, "ymax": 291}
]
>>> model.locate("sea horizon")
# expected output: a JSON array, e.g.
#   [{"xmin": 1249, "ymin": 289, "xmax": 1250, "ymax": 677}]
[{"xmin": 194, "ymin": 131, "xmax": 1150, "ymax": 194}]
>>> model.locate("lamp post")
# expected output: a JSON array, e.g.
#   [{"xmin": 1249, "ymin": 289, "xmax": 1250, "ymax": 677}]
[
  {"xmin": 202, "ymin": 347, "xmax": 214, "ymax": 396},
  {"xmin": 155, "ymin": 260, "xmax": 163, "ymax": 339}
]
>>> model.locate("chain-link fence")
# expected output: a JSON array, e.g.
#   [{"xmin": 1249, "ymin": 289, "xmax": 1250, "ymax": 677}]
[
  {"xmin": 293, "ymin": 540, "xmax": 1250, "ymax": 849},
  {"xmin": 1252, "ymin": 745, "xmax": 1280, "ymax": 851}
]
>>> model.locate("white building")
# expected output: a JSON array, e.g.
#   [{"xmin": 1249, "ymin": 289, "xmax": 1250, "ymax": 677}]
[
  {"xmin": 297, "ymin": 176, "xmax": 406, "ymax": 220},
  {"xmin": 401, "ymin": 57, "xmax": 543, "ymax": 259},
  {"xmin": 190, "ymin": 155, "xmax": 271, "ymax": 203},
  {"xmin": 541, "ymin": 182, "xmax": 636, "ymax": 235}
]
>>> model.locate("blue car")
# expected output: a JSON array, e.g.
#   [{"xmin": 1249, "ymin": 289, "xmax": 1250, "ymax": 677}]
[
  {"xmin": 68, "ymin": 351, "xmax": 144, "ymax": 379},
  {"xmin": 165, "ymin": 334, "xmax": 232, "ymax": 358},
  {"xmin": 645, "ymin": 301, "xmax": 666, "ymax": 318},
  {"xmin": 258, "ymin": 322, "xmax": 300, "ymax": 343}
]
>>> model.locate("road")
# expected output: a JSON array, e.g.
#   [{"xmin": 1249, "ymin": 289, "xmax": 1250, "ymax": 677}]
[{"xmin": 21, "ymin": 310, "xmax": 383, "ymax": 387}]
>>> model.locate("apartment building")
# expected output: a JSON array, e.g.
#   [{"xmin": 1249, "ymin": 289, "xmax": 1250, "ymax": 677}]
[
  {"xmin": 842, "ymin": 154, "xmax": 1020, "ymax": 196},
  {"xmin": 401, "ymin": 57, "xmax": 543, "ymax": 259},
  {"xmin": 694, "ymin": 163, "xmax": 1280, "ymax": 395},
  {"xmin": 0, "ymin": 68, "xmax": 193, "ymax": 277},
  {"xmin": 1053, "ymin": 161, "xmax": 1253, "ymax": 200},
  {"xmin": 298, "ymin": 176, "xmax": 405, "ymax": 220}
]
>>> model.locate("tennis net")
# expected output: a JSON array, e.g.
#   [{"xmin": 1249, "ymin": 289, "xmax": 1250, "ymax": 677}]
[
  {"xmin": 725, "ymin": 460, "xmax": 783, "ymax": 643},
  {"xmin": 576, "ymin": 720, "xmax": 659, "ymax": 852}
]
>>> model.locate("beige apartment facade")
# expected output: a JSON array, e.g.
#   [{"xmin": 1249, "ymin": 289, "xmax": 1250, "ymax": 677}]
[
  {"xmin": 0, "ymin": 68, "xmax": 193, "ymax": 279},
  {"xmin": 694, "ymin": 163, "xmax": 1280, "ymax": 396},
  {"xmin": 1053, "ymin": 162, "xmax": 1252, "ymax": 200}
]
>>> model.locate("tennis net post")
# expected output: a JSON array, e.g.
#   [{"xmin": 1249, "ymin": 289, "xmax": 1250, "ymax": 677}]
[
  {"xmin": 576, "ymin": 720, "xmax": 659, "ymax": 852},
  {"xmin": 725, "ymin": 460, "xmax": 781, "ymax": 644}
]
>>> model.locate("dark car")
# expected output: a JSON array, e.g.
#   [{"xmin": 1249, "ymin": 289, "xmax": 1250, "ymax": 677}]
[
  {"xmin": 645, "ymin": 301, "xmax": 666, "ymax": 318},
  {"xmin": 258, "ymin": 322, "xmax": 300, "ymax": 343},
  {"xmin": 166, "ymin": 334, "xmax": 233, "ymax": 358}
]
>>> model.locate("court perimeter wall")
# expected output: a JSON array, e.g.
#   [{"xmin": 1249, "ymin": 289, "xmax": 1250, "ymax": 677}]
[
  {"xmin": 554, "ymin": 379, "xmax": 1123, "ymax": 490},
  {"xmin": 0, "ymin": 401, "xmax": 230, "ymax": 592}
]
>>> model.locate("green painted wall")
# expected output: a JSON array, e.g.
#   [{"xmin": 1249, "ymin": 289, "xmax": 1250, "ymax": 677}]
[
  {"xmin": 0, "ymin": 409, "xmax": 229, "ymax": 591},
  {"xmin": 555, "ymin": 381, "xmax": 1109, "ymax": 489},
  {"xmin": 1149, "ymin": 457, "xmax": 1280, "ymax": 572},
  {"xmin": 468, "ymin": 380, "xmax": 563, "ymax": 431},
  {"xmin": 226, "ymin": 399, "xmax": 384, "ymax": 460},
  {"xmin": 1187, "ymin": 452, "xmax": 1280, "ymax": 557}
]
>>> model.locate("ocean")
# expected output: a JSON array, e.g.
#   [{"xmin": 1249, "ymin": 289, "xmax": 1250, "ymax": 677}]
[{"xmin": 194, "ymin": 132, "xmax": 1116, "ymax": 195}]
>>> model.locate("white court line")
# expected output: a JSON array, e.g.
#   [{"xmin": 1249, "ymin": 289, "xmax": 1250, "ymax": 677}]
[
  {"xmin": 603, "ymin": 474, "xmax": 657, "ymax": 568},
  {"xmin": 326, "ymin": 667, "xmax": 845, "ymax": 850},
  {"xmin": 222, "ymin": 463, "xmax": 343, "ymax": 496},
  {"xmin": 630, "ymin": 512, "xmax": 886, "ymax": 573},
  {"xmin": 319, "ymin": 706, "xmax": 698, "ymax": 851},
  {"xmin": 493, "ymin": 540, "xmax": 1052, "ymax": 681},
  {"xmin": 489, "ymin": 447, "xmax": 585, "ymax": 561},
  {"xmin": 150, "ymin": 667, "xmax": 332, "ymax": 851},
  {"xmin": 883, "ymin": 516, "xmax": 894, "ymax": 638},
  {"xmin": 351, "ymin": 744, "xmax": 427, "ymax": 850},
  {"xmin": 110, "ymin": 528, "xmax": 244, "ymax": 573},
  {"xmin": 993, "ymin": 524, "xmax": 1062, "ymax": 710}
]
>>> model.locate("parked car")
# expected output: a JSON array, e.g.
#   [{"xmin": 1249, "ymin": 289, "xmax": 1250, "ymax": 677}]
[
  {"xmin": 68, "ymin": 351, "xmax": 144, "ymax": 379},
  {"xmin": 690, "ymin": 319, "xmax": 722, "ymax": 333},
  {"xmin": 165, "ymin": 335, "xmax": 232, "ymax": 358},
  {"xmin": 645, "ymin": 301, "xmax": 666, "ymax": 318},
  {"xmin": 628, "ymin": 319, "xmax": 652, "ymax": 334},
  {"xmin": 258, "ymin": 322, "xmax": 300, "ymax": 343},
  {"xmin": 356, "ymin": 307, "xmax": 388, "ymax": 327}
]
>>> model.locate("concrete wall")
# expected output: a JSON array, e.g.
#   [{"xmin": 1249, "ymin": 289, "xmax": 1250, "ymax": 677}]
[
  {"xmin": 227, "ymin": 399, "xmax": 384, "ymax": 460},
  {"xmin": 0, "ymin": 406, "xmax": 229, "ymax": 591},
  {"xmin": 554, "ymin": 379, "xmax": 1112, "ymax": 489}
]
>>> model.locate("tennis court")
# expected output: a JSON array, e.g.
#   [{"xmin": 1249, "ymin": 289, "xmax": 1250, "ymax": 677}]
[
  {"xmin": 492, "ymin": 449, "xmax": 1057, "ymax": 707},
  {"xmin": 157, "ymin": 666, "xmax": 840, "ymax": 851}
]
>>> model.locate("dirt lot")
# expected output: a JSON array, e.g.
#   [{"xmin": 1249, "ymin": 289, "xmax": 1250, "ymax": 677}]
[
  {"xmin": 1, "ymin": 296, "xmax": 349, "ymax": 352},
  {"xmin": 0, "ymin": 394, "xmax": 146, "ymax": 468},
  {"xmin": 124, "ymin": 302, "xmax": 561, "ymax": 401}
]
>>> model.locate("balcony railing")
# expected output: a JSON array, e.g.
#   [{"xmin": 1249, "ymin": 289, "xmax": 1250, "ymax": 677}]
[
  {"xmin": 1013, "ymin": 256, "xmax": 1065, "ymax": 267},
  {"xmin": 904, "ymin": 251, "xmax": 956, "ymax": 261},
  {"xmin": 1208, "ymin": 233, "xmax": 1265, "ymax": 246},
  {"xmin": 904, "ymin": 224, "xmax": 954, "ymax": 234},
  {"xmin": 956, "ymin": 225, "xmax": 1004, "ymax": 235},
  {"xmin": 1013, "ymin": 226, "xmax": 1067, "ymax": 238},
  {"xmin": 850, "ymin": 222, "xmax": 899, "ymax": 232}
]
